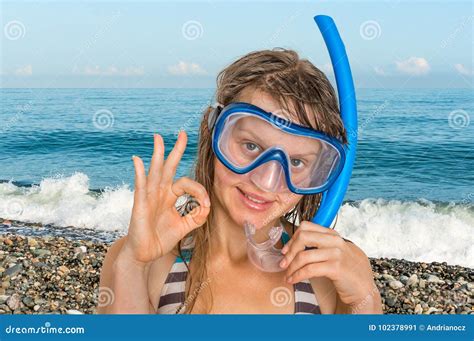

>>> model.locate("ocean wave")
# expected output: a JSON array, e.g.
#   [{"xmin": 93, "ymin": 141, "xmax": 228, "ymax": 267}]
[{"xmin": 0, "ymin": 173, "xmax": 472, "ymax": 267}]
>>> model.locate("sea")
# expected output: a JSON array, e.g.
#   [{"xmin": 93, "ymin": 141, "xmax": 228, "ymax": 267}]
[{"xmin": 0, "ymin": 88, "xmax": 472, "ymax": 267}]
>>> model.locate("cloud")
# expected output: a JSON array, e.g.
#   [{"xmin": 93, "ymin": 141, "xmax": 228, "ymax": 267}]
[
  {"xmin": 15, "ymin": 64, "xmax": 33, "ymax": 76},
  {"xmin": 73, "ymin": 65, "xmax": 144, "ymax": 76},
  {"xmin": 374, "ymin": 66, "xmax": 387, "ymax": 76},
  {"xmin": 395, "ymin": 57, "xmax": 430, "ymax": 75},
  {"xmin": 454, "ymin": 63, "xmax": 473, "ymax": 76},
  {"xmin": 168, "ymin": 61, "xmax": 207, "ymax": 75}
]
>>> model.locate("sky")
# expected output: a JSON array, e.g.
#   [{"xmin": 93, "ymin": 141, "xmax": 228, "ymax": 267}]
[{"xmin": 0, "ymin": 0, "xmax": 472, "ymax": 88}]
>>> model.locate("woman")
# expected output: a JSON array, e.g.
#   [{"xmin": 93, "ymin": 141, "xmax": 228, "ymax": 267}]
[{"xmin": 98, "ymin": 48, "xmax": 383, "ymax": 314}]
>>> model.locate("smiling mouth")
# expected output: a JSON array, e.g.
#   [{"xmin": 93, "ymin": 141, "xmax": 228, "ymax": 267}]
[{"xmin": 237, "ymin": 187, "xmax": 275, "ymax": 209}]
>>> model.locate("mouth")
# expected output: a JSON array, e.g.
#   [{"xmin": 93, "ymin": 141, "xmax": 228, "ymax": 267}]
[{"xmin": 237, "ymin": 187, "xmax": 275, "ymax": 211}]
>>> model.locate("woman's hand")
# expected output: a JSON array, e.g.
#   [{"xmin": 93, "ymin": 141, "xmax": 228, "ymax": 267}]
[
  {"xmin": 121, "ymin": 131, "xmax": 211, "ymax": 265},
  {"xmin": 279, "ymin": 221, "xmax": 382, "ymax": 313}
]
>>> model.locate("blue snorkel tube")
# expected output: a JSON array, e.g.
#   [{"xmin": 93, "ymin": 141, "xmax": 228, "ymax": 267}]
[{"xmin": 311, "ymin": 15, "xmax": 358, "ymax": 228}]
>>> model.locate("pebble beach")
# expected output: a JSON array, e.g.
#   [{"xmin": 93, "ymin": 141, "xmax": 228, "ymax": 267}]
[{"xmin": 0, "ymin": 218, "xmax": 472, "ymax": 315}]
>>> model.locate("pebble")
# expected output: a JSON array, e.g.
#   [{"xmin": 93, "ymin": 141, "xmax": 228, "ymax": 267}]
[
  {"xmin": 399, "ymin": 275, "xmax": 409, "ymax": 285},
  {"xmin": 27, "ymin": 237, "xmax": 38, "ymax": 247},
  {"xmin": 389, "ymin": 280, "xmax": 404, "ymax": 290},
  {"xmin": 6, "ymin": 294, "xmax": 20, "ymax": 310},
  {"xmin": 0, "ymin": 295, "xmax": 9, "ymax": 305},
  {"xmin": 427, "ymin": 275, "xmax": 442, "ymax": 283},
  {"xmin": 407, "ymin": 274, "xmax": 419, "ymax": 287},
  {"xmin": 4, "ymin": 264, "xmax": 23, "ymax": 277},
  {"xmin": 22, "ymin": 296, "xmax": 35, "ymax": 308},
  {"xmin": 32, "ymin": 249, "xmax": 51, "ymax": 257},
  {"xmin": 385, "ymin": 295, "xmax": 397, "ymax": 307},
  {"xmin": 426, "ymin": 307, "xmax": 439, "ymax": 314},
  {"xmin": 57, "ymin": 265, "xmax": 70, "ymax": 276},
  {"xmin": 66, "ymin": 309, "xmax": 84, "ymax": 314},
  {"xmin": 414, "ymin": 304, "xmax": 423, "ymax": 314},
  {"xmin": 382, "ymin": 274, "xmax": 395, "ymax": 281}
]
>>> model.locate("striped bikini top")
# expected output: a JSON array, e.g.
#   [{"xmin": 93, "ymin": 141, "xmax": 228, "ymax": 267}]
[{"xmin": 157, "ymin": 231, "xmax": 322, "ymax": 314}]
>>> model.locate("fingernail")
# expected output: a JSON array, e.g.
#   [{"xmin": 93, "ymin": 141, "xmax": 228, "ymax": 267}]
[
  {"xmin": 131, "ymin": 155, "xmax": 136, "ymax": 160},
  {"xmin": 287, "ymin": 276, "xmax": 293, "ymax": 283},
  {"xmin": 279, "ymin": 259, "xmax": 287, "ymax": 268},
  {"xmin": 281, "ymin": 245, "xmax": 288, "ymax": 254},
  {"xmin": 204, "ymin": 197, "xmax": 211, "ymax": 207}
]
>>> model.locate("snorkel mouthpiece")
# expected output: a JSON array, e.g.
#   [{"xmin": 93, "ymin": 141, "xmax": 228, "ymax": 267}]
[{"xmin": 244, "ymin": 220, "xmax": 285, "ymax": 272}]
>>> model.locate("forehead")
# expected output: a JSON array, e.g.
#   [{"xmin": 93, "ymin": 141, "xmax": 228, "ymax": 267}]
[{"xmin": 237, "ymin": 87, "xmax": 303, "ymax": 125}]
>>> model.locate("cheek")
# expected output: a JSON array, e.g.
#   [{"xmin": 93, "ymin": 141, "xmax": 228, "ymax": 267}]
[
  {"xmin": 214, "ymin": 157, "xmax": 240, "ymax": 188},
  {"xmin": 277, "ymin": 192, "xmax": 303, "ymax": 211}
]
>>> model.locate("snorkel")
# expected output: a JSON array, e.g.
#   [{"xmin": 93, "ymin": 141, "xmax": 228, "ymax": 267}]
[{"xmin": 244, "ymin": 14, "xmax": 358, "ymax": 272}]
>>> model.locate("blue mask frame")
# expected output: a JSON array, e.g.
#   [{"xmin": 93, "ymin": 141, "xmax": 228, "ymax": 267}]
[{"xmin": 210, "ymin": 101, "xmax": 346, "ymax": 195}]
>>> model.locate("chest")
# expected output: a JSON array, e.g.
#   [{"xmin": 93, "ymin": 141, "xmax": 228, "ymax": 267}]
[{"xmin": 190, "ymin": 266, "xmax": 296, "ymax": 314}]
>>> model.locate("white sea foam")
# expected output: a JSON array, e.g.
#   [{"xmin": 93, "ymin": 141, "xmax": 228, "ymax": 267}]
[
  {"xmin": 337, "ymin": 198, "xmax": 473, "ymax": 268},
  {"xmin": 0, "ymin": 173, "xmax": 472, "ymax": 267},
  {"xmin": 0, "ymin": 172, "xmax": 133, "ymax": 232}
]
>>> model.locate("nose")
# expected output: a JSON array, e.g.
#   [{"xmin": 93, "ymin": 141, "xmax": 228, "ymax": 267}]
[{"xmin": 249, "ymin": 160, "xmax": 287, "ymax": 193}]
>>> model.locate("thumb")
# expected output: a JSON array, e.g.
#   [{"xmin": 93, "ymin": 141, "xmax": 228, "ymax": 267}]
[{"xmin": 182, "ymin": 201, "xmax": 210, "ymax": 232}]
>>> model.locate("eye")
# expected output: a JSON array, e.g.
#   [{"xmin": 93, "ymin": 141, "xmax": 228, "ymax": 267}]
[
  {"xmin": 290, "ymin": 158, "xmax": 305, "ymax": 168},
  {"xmin": 244, "ymin": 142, "xmax": 260, "ymax": 152}
]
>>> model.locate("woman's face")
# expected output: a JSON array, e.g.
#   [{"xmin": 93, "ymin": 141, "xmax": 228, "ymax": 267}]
[{"xmin": 213, "ymin": 89, "xmax": 305, "ymax": 230}]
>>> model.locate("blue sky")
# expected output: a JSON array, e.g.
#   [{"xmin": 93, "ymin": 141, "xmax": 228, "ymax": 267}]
[{"xmin": 1, "ymin": 0, "xmax": 472, "ymax": 88}]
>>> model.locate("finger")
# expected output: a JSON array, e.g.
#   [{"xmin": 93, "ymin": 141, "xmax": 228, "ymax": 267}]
[
  {"xmin": 281, "ymin": 231, "xmax": 344, "ymax": 268},
  {"xmin": 299, "ymin": 220, "xmax": 340, "ymax": 236},
  {"xmin": 171, "ymin": 177, "xmax": 211, "ymax": 231},
  {"xmin": 161, "ymin": 130, "xmax": 187, "ymax": 185},
  {"xmin": 281, "ymin": 220, "xmax": 338, "ymax": 255},
  {"xmin": 131, "ymin": 155, "xmax": 147, "ymax": 217},
  {"xmin": 147, "ymin": 134, "xmax": 165, "ymax": 194},
  {"xmin": 285, "ymin": 247, "xmax": 340, "ymax": 277},
  {"xmin": 287, "ymin": 261, "xmax": 335, "ymax": 284}
]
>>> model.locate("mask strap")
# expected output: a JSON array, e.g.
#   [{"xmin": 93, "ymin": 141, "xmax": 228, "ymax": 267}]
[{"xmin": 207, "ymin": 102, "xmax": 223, "ymax": 133}]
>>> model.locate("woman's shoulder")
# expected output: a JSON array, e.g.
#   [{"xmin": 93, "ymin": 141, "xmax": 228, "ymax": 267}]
[{"xmin": 100, "ymin": 235, "xmax": 187, "ymax": 312}]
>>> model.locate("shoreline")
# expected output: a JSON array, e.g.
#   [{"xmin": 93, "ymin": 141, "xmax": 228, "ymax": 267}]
[{"xmin": 0, "ymin": 229, "xmax": 472, "ymax": 314}]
